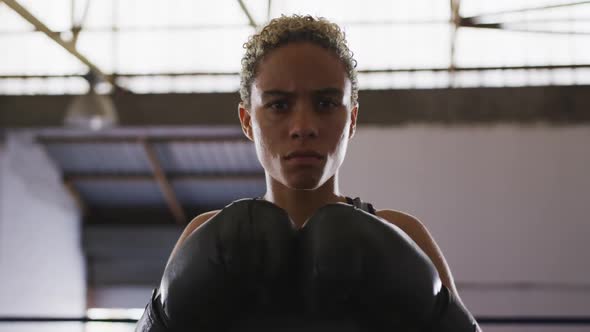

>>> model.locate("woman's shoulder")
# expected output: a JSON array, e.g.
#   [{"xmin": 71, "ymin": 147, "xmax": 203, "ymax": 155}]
[
  {"xmin": 375, "ymin": 209, "xmax": 424, "ymax": 231},
  {"xmin": 184, "ymin": 210, "xmax": 221, "ymax": 234},
  {"xmin": 375, "ymin": 208, "xmax": 436, "ymax": 250},
  {"xmin": 167, "ymin": 210, "xmax": 221, "ymax": 263},
  {"xmin": 375, "ymin": 208, "xmax": 458, "ymax": 295}
]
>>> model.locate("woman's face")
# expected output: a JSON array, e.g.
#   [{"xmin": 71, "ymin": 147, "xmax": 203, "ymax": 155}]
[{"xmin": 239, "ymin": 41, "xmax": 358, "ymax": 190}]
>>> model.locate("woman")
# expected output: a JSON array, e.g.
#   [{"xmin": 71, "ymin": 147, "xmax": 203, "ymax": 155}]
[{"xmin": 138, "ymin": 15, "xmax": 480, "ymax": 331}]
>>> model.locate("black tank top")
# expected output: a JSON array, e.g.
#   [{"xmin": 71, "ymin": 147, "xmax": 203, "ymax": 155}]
[{"xmin": 345, "ymin": 196, "xmax": 377, "ymax": 215}]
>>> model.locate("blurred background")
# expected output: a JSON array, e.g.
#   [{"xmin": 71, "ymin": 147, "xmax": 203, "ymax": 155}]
[{"xmin": 1, "ymin": 0, "xmax": 589, "ymax": 331}]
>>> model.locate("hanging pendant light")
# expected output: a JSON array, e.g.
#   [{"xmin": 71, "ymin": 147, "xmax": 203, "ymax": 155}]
[{"xmin": 64, "ymin": 71, "xmax": 119, "ymax": 131}]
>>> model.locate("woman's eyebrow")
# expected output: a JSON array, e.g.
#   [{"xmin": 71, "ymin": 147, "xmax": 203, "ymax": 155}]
[
  {"xmin": 262, "ymin": 90, "xmax": 294, "ymax": 98},
  {"xmin": 261, "ymin": 88, "xmax": 343, "ymax": 99},
  {"xmin": 313, "ymin": 88, "xmax": 343, "ymax": 96}
]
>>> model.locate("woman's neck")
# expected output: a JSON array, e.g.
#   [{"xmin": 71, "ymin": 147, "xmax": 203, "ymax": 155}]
[{"xmin": 263, "ymin": 175, "xmax": 347, "ymax": 228}]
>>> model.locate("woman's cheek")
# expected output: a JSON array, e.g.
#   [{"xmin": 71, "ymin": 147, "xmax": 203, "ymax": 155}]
[
  {"xmin": 331, "ymin": 127, "xmax": 350, "ymax": 165},
  {"xmin": 251, "ymin": 124, "xmax": 266, "ymax": 162},
  {"xmin": 252, "ymin": 125, "xmax": 277, "ymax": 169}
]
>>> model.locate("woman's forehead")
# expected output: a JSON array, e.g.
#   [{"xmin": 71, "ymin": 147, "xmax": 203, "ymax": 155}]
[{"xmin": 253, "ymin": 42, "xmax": 351, "ymax": 94}]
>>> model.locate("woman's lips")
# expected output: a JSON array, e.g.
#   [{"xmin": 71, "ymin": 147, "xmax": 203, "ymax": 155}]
[
  {"xmin": 284, "ymin": 151, "xmax": 324, "ymax": 165},
  {"xmin": 285, "ymin": 155, "xmax": 323, "ymax": 165}
]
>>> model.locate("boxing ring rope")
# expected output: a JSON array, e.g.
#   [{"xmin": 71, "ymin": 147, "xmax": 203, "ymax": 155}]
[{"xmin": 0, "ymin": 316, "xmax": 589, "ymax": 325}]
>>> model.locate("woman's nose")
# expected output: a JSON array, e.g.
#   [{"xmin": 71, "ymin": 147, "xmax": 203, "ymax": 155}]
[{"xmin": 289, "ymin": 107, "xmax": 319, "ymax": 139}]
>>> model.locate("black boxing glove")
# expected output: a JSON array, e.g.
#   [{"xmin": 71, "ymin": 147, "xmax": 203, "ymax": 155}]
[
  {"xmin": 298, "ymin": 203, "xmax": 477, "ymax": 331},
  {"xmin": 135, "ymin": 199, "xmax": 298, "ymax": 332},
  {"xmin": 135, "ymin": 289, "xmax": 168, "ymax": 332}
]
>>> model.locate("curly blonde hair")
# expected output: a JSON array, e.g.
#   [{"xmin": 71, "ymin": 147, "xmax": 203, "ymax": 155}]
[{"xmin": 240, "ymin": 15, "xmax": 358, "ymax": 109}]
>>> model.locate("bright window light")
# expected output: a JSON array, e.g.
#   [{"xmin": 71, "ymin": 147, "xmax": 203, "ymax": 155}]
[
  {"xmin": 85, "ymin": 308, "xmax": 143, "ymax": 332},
  {"xmin": 1, "ymin": 0, "xmax": 589, "ymax": 94}
]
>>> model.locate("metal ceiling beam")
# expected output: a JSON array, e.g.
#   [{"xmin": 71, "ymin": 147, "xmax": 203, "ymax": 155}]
[
  {"xmin": 141, "ymin": 139, "xmax": 187, "ymax": 225},
  {"xmin": 459, "ymin": 1, "xmax": 590, "ymax": 36},
  {"xmin": 0, "ymin": 23, "xmax": 251, "ymax": 35},
  {"xmin": 69, "ymin": 0, "xmax": 92, "ymax": 47},
  {"xmin": 4, "ymin": 63, "xmax": 590, "ymax": 80},
  {"xmin": 1, "ymin": 92, "xmax": 242, "ymax": 127},
  {"xmin": 2, "ymin": 87, "xmax": 590, "ymax": 128},
  {"xmin": 38, "ymin": 135, "xmax": 249, "ymax": 144},
  {"xmin": 0, "ymin": 19, "xmax": 457, "ymax": 35},
  {"xmin": 449, "ymin": 0, "xmax": 462, "ymax": 84},
  {"xmin": 460, "ymin": 24, "xmax": 590, "ymax": 36},
  {"xmin": 2, "ymin": 0, "xmax": 116, "ymax": 87},
  {"xmin": 64, "ymin": 173, "xmax": 265, "ymax": 182},
  {"xmin": 0, "ymin": 72, "xmax": 237, "ymax": 79},
  {"xmin": 83, "ymin": 207, "xmax": 212, "ymax": 226},
  {"xmin": 237, "ymin": 0, "xmax": 257, "ymax": 28},
  {"xmin": 64, "ymin": 181, "xmax": 87, "ymax": 216},
  {"xmin": 463, "ymin": 1, "xmax": 590, "ymax": 22}
]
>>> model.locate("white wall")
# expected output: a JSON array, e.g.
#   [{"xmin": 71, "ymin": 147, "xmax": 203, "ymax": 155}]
[
  {"xmin": 3, "ymin": 124, "xmax": 589, "ymax": 331},
  {"xmin": 341, "ymin": 125, "xmax": 590, "ymax": 319},
  {"xmin": 0, "ymin": 133, "xmax": 86, "ymax": 332}
]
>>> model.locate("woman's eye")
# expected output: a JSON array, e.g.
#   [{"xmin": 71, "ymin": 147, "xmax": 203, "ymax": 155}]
[
  {"xmin": 318, "ymin": 99, "xmax": 339, "ymax": 109},
  {"xmin": 268, "ymin": 101, "xmax": 289, "ymax": 111}
]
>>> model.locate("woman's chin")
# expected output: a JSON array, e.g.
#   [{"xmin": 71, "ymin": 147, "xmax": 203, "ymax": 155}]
[{"xmin": 284, "ymin": 174, "xmax": 323, "ymax": 191}]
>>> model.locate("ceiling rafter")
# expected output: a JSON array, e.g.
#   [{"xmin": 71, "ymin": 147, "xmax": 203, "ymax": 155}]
[
  {"xmin": 449, "ymin": 0, "xmax": 462, "ymax": 85},
  {"xmin": 2, "ymin": 87, "xmax": 589, "ymax": 129},
  {"xmin": 236, "ymin": 0, "xmax": 257, "ymax": 28},
  {"xmin": 0, "ymin": 19, "xmax": 457, "ymax": 35},
  {"xmin": 459, "ymin": 1, "xmax": 590, "ymax": 35},
  {"xmin": 64, "ymin": 173, "xmax": 265, "ymax": 182},
  {"xmin": 64, "ymin": 181, "xmax": 87, "ymax": 216},
  {"xmin": 37, "ymin": 135, "xmax": 249, "ymax": 144},
  {"xmin": 463, "ymin": 1, "xmax": 590, "ymax": 21},
  {"xmin": 2, "ymin": 0, "xmax": 117, "ymax": 88},
  {"xmin": 2, "ymin": 0, "xmax": 589, "ymax": 91},
  {"xmin": 5, "ymin": 64, "xmax": 590, "ymax": 81},
  {"xmin": 70, "ymin": 0, "xmax": 91, "ymax": 47},
  {"xmin": 141, "ymin": 138, "xmax": 187, "ymax": 226}
]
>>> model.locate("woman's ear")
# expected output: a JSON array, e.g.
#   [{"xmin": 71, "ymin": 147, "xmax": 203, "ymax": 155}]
[
  {"xmin": 349, "ymin": 104, "xmax": 358, "ymax": 139},
  {"xmin": 238, "ymin": 103, "xmax": 254, "ymax": 141}
]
